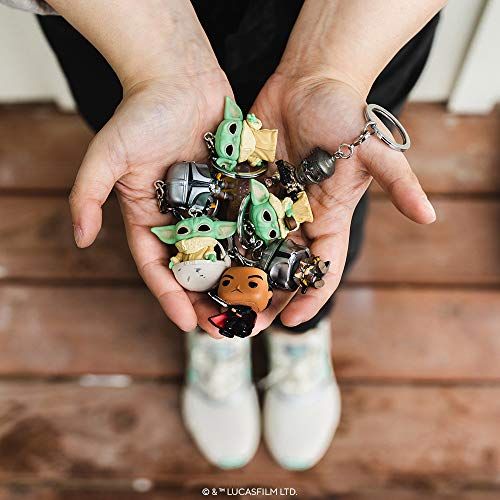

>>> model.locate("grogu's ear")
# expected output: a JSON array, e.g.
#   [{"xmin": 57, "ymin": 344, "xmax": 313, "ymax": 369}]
[
  {"xmin": 216, "ymin": 157, "xmax": 237, "ymax": 172},
  {"xmin": 214, "ymin": 220, "xmax": 237, "ymax": 239},
  {"xmin": 151, "ymin": 225, "xmax": 177, "ymax": 244},
  {"xmin": 223, "ymin": 96, "xmax": 243, "ymax": 120},
  {"xmin": 249, "ymin": 179, "xmax": 269, "ymax": 206}
]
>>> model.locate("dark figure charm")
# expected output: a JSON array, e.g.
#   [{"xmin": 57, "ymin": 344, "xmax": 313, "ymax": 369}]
[{"xmin": 208, "ymin": 267, "xmax": 273, "ymax": 338}]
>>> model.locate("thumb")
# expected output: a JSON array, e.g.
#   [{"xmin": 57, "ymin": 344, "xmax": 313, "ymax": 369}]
[
  {"xmin": 69, "ymin": 133, "xmax": 124, "ymax": 248},
  {"xmin": 362, "ymin": 135, "xmax": 436, "ymax": 225}
]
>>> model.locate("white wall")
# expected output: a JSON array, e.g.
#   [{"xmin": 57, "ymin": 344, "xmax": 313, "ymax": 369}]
[
  {"xmin": 447, "ymin": 0, "xmax": 500, "ymax": 113},
  {"xmin": 410, "ymin": 0, "xmax": 486, "ymax": 101},
  {"xmin": 0, "ymin": 1, "xmax": 498, "ymax": 113},
  {"xmin": 0, "ymin": 5, "xmax": 73, "ymax": 108}
]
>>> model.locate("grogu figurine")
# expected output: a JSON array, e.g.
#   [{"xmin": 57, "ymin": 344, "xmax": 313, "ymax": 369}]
[
  {"xmin": 214, "ymin": 97, "xmax": 278, "ymax": 172},
  {"xmin": 151, "ymin": 216, "xmax": 236, "ymax": 292},
  {"xmin": 245, "ymin": 179, "xmax": 313, "ymax": 246},
  {"xmin": 208, "ymin": 266, "xmax": 273, "ymax": 338}
]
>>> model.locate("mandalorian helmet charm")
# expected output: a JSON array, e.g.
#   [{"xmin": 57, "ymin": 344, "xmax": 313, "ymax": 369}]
[
  {"xmin": 257, "ymin": 239, "xmax": 329, "ymax": 293},
  {"xmin": 154, "ymin": 161, "xmax": 229, "ymax": 218}
]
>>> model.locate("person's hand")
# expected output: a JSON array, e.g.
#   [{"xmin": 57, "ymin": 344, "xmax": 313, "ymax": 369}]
[
  {"xmin": 70, "ymin": 72, "xmax": 234, "ymax": 333},
  {"xmin": 249, "ymin": 73, "xmax": 436, "ymax": 328}
]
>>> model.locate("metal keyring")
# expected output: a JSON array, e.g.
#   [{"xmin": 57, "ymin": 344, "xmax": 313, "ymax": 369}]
[{"xmin": 364, "ymin": 103, "xmax": 411, "ymax": 152}]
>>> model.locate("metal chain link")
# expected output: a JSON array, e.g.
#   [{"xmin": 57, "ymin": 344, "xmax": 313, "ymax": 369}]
[
  {"xmin": 154, "ymin": 180, "xmax": 169, "ymax": 214},
  {"xmin": 333, "ymin": 120, "xmax": 377, "ymax": 160}
]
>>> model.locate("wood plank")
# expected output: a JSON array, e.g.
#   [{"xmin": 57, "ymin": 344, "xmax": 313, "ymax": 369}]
[
  {"xmin": 348, "ymin": 198, "xmax": 500, "ymax": 285},
  {"xmin": 0, "ymin": 103, "xmax": 498, "ymax": 195},
  {"xmin": 0, "ymin": 286, "xmax": 499, "ymax": 381},
  {"xmin": 0, "ymin": 197, "xmax": 498, "ymax": 285},
  {"xmin": 0, "ymin": 196, "xmax": 136, "ymax": 280},
  {"xmin": 0, "ymin": 105, "xmax": 92, "ymax": 191},
  {"xmin": 375, "ymin": 103, "xmax": 500, "ymax": 195},
  {"xmin": 0, "ymin": 286, "xmax": 182, "ymax": 377},
  {"xmin": 332, "ymin": 287, "xmax": 500, "ymax": 381},
  {"xmin": 0, "ymin": 383, "xmax": 499, "ymax": 495}
]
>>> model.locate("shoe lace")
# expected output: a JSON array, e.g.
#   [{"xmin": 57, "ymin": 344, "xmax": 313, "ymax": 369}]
[
  {"xmin": 190, "ymin": 339, "xmax": 249, "ymax": 401},
  {"xmin": 258, "ymin": 342, "xmax": 330, "ymax": 396}
]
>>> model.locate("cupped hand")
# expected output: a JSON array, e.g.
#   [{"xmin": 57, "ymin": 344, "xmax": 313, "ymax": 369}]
[
  {"xmin": 70, "ymin": 72, "xmax": 234, "ymax": 333},
  {"xmin": 249, "ymin": 74, "xmax": 436, "ymax": 328}
]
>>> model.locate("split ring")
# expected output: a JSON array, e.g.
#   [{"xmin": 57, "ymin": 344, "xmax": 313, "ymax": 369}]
[{"xmin": 364, "ymin": 104, "xmax": 411, "ymax": 152}]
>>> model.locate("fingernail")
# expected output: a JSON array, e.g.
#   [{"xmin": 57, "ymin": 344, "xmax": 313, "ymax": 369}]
[
  {"xmin": 284, "ymin": 317, "xmax": 303, "ymax": 327},
  {"xmin": 73, "ymin": 224, "xmax": 84, "ymax": 247},
  {"xmin": 424, "ymin": 197, "xmax": 437, "ymax": 222}
]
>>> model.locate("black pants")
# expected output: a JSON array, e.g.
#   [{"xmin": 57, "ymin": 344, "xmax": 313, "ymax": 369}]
[{"xmin": 38, "ymin": 3, "xmax": 439, "ymax": 332}]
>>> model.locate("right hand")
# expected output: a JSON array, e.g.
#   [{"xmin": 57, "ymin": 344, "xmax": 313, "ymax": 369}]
[{"xmin": 70, "ymin": 72, "xmax": 234, "ymax": 333}]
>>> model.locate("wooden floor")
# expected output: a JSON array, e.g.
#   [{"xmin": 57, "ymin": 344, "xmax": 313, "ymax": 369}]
[{"xmin": 0, "ymin": 103, "xmax": 499, "ymax": 500}]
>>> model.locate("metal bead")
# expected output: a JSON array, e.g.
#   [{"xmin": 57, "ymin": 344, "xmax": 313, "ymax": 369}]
[{"xmin": 296, "ymin": 147, "xmax": 336, "ymax": 186}]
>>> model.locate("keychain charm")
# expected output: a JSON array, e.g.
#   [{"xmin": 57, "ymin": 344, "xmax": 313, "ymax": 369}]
[
  {"xmin": 257, "ymin": 239, "xmax": 329, "ymax": 293},
  {"xmin": 204, "ymin": 97, "xmax": 278, "ymax": 179},
  {"xmin": 268, "ymin": 104, "xmax": 410, "ymax": 192},
  {"xmin": 154, "ymin": 161, "xmax": 230, "ymax": 218},
  {"xmin": 151, "ymin": 216, "xmax": 236, "ymax": 292},
  {"xmin": 237, "ymin": 179, "xmax": 313, "ymax": 255},
  {"xmin": 208, "ymin": 266, "xmax": 273, "ymax": 338},
  {"xmin": 151, "ymin": 99, "xmax": 411, "ymax": 338}
]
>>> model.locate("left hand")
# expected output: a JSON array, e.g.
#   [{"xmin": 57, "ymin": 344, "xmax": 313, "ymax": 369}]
[{"xmin": 249, "ymin": 73, "xmax": 436, "ymax": 328}]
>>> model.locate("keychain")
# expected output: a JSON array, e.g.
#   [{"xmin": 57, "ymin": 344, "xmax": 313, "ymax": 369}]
[
  {"xmin": 208, "ymin": 266, "xmax": 273, "ymax": 338},
  {"xmin": 154, "ymin": 161, "xmax": 230, "ymax": 219},
  {"xmin": 204, "ymin": 97, "xmax": 278, "ymax": 179},
  {"xmin": 151, "ymin": 216, "xmax": 236, "ymax": 292},
  {"xmin": 243, "ymin": 179, "xmax": 313, "ymax": 246},
  {"xmin": 151, "ymin": 99, "xmax": 411, "ymax": 337},
  {"xmin": 257, "ymin": 239, "xmax": 329, "ymax": 293},
  {"xmin": 268, "ymin": 103, "xmax": 410, "ymax": 192}
]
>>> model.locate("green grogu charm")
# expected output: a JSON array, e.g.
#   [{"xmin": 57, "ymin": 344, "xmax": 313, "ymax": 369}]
[
  {"xmin": 214, "ymin": 97, "xmax": 278, "ymax": 172},
  {"xmin": 248, "ymin": 179, "xmax": 313, "ymax": 246},
  {"xmin": 151, "ymin": 216, "xmax": 236, "ymax": 268}
]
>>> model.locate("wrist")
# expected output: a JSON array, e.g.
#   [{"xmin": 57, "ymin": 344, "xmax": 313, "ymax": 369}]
[
  {"xmin": 45, "ymin": 0, "xmax": 223, "ymax": 92},
  {"xmin": 277, "ymin": 0, "xmax": 446, "ymax": 101},
  {"xmin": 275, "ymin": 60, "xmax": 372, "ymax": 100},
  {"xmin": 119, "ymin": 44, "xmax": 222, "ymax": 93}
]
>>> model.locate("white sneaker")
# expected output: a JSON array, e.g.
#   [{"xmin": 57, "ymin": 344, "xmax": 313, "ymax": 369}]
[
  {"xmin": 182, "ymin": 329, "xmax": 260, "ymax": 469},
  {"xmin": 261, "ymin": 319, "xmax": 341, "ymax": 470}
]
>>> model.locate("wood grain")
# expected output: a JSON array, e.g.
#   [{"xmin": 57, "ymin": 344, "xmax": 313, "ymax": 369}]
[
  {"xmin": 0, "ymin": 286, "xmax": 182, "ymax": 377},
  {"xmin": 0, "ymin": 103, "xmax": 499, "ymax": 499},
  {"xmin": 0, "ymin": 286, "xmax": 499, "ymax": 381},
  {"xmin": 0, "ymin": 196, "xmax": 136, "ymax": 280},
  {"xmin": 332, "ymin": 287, "xmax": 500, "ymax": 381},
  {"xmin": 399, "ymin": 103, "xmax": 500, "ymax": 195},
  {"xmin": 0, "ymin": 105, "xmax": 92, "ymax": 191},
  {"xmin": 0, "ymin": 383, "xmax": 499, "ymax": 496},
  {"xmin": 349, "ymin": 198, "xmax": 500, "ymax": 285},
  {"xmin": 1, "ymin": 197, "xmax": 498, "ymax": 284}
]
